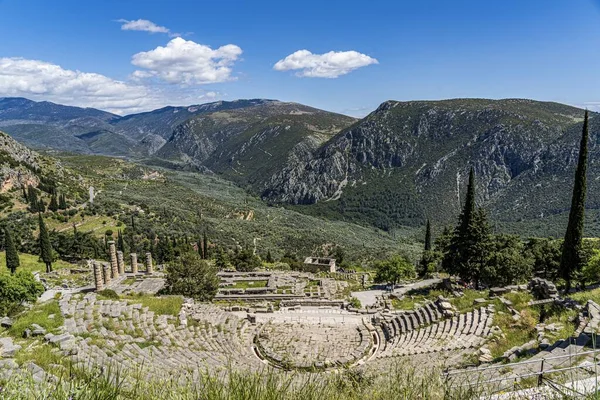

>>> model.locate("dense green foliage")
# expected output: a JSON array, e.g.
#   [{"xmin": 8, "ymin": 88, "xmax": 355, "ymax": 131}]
[
  {"xmin": 481, "ymin": 235, "xmax": 532, "ymax": 287},
  {"xmin": 164, "ymin": 252, "xmax": 219, "ymax": 301},
  {"xmin": 0, "ymin": 270, "xmax": 44, "ymax": 315},
  {"xmin": 440, "ymin": 169, "xmax": 551, "ymax": 287},
  {"xmin": 560, "ymin": 110, "xmax": 589, "ymax": 291},
  {"xmin": 231, "ymin": 248, "xmax": 261, "ymax": 272},
  {"xmin": 374, "ymin": 254, "xmax": 415, "ymax": 285}
]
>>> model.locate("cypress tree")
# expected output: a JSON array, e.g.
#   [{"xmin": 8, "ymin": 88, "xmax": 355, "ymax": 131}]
[
  {"xmin": 59, "ymin": 193, "xmax": 67, "ymax": 210},
  {"xmin": 38, "ymin": 199, "xmax": 45, "ymax": 213},
  {"xmin": 266, "ymin": 249, "xmax": 274, "ymax": 263},
  {"xmin": 117, "ymin": 230, "xmax": 125, "ymax": 253},
  {"xmin": 460, "ymin": 167, "xmax": 476, "ymax": 233},
  {"xmin": 203, "ymin": 232, "xmax": 208, "ymax": 259},
  {"xmin": 22, "ymin": 186, "xmax": 27, "ymax": 202},
  {"xmin": 560, "ymin": 110, "xmax": 589, "ymax": 292},
  {"xmin": 424, "ymin": 219, "xmax": 432, "ymax": 251},
  {"xmin": 4, "ymin": 228, "xmax": 19, "ymax": 274},
  {"xmin": 38, "ymin": 213, "xmax": 53, "ymax": 273},
  {"xmin": 48, "ymin": 195, "xmax": 59, "ymax": 212},
  {"xmin": 131, "ymin": 215, "xmax": 135, "ymax": 231},
  {"xmin": 27, "ymin": 185, "xmax": 36, "ymax": 203},
  {"xmin": 419, "ymin": 219, "xmax": 433, "ymax": 277}
]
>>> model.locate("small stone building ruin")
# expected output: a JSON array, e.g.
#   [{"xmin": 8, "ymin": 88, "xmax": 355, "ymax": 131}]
[{"xmin": 303, "ymin": 257, "xmax": 336, "ymax": 273}]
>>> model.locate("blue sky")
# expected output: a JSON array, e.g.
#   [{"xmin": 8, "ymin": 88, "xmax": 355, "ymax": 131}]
[{"xmin": 0, "ymin": 0, "xmax": 599, "ymax": 116}]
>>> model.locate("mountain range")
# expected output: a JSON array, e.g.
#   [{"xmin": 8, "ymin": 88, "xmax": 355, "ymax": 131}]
[{"xmin": 0, "ymin": 96, "xmax": 597, "ymax": 236}]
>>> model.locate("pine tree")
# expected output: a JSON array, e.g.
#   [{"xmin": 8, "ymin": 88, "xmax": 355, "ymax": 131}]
[
  {"xmin": 157, "ymin": 236, "xmax": 174, "ymax": 263},
  {"xmin": 59, "ymin": 193, "xmax": 67, "ymax": 210},
  {"xmin": 419, "ymin": 219, "xmax": 433, "ymax": 277},
  {"xmin": 424, "ymin": 219, "xmax": 432, "ymax": 251},
  {"xmin": 27, "ymin": 185, "xmax": 36, "ymax": 204},
  {"xmin": 37, "ymin": 199, "xmax": 45, "ymax": 213},
  {"xmin": 4, "ymin": 228, "xmax": 19, "ymax": 274},
  {"xmin": 442, "ymin": 167, "xmax": 492, "ymax": 287},
  {"xmin": 560, "ymin": 110, "xmax": 589, "ymax": 292},
  {"xmin": 38, "ymin": 213, "xmax": 53, "ymax": 273},
  {"xmin": 117, "ymin": 230, "xmax": 125, "ymax": 253},
  {"xmin": 265, "ymin": 249, "xmax": 274, "ymax": 263},
  {"xmin": 460, "ymin": 167, "xmax": 476, "ymax": 233},
  {"xmin": 27, "ymin": 186, "xmax": 38, "ymax": 212},
  {"xmin": 203, "ymin": 232, "xmax": 208, "ymax": 259},
  {"xmin": 48, "ymin": 195, "xmax": 59, "ymax": 212}
]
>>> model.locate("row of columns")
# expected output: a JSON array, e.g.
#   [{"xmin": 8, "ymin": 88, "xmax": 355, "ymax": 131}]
[{"xmin": 93, "ymin": 241, "xmax": 154, "ymax": 291}]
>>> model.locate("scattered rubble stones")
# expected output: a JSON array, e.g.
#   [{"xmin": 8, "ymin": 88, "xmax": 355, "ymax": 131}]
[{"xmin": 528, "ymin": 278, "xmax": 559, "ymax": 300}]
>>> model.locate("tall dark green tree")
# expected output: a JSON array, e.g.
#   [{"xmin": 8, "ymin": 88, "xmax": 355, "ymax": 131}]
[
  {"xmin": 58, "ymin": 193, "xmax": 67, "ymax": 210},
  {"xmin": 265, "ymin": 249, "xmax": 274, "ymax": 263},
  {"xmin": 419, "ymin": 219, "xmax": 434, "ymax": 277},
  {"xmin": 156, "ymin": 235, "xmax": 174, "ymax": 263},
  {"xmin": 442, "ymin": 167, "xmax": 492, "ymax": 287},
  {"xmin": 424, "ymin": 219, "xmax": 432, "ymax": 251},
  {"xmin": 48, "ymin": 194, "xmax": 59, "ymax": 212},
  {"xmin": 202, "ymin": 232, "xmax": 208, "ymax": 259},
  {"xmin": 38, "ymin": 214, "xmax": 53, "ymax": 273},
  {"xmin": 27, "ymin": 186, "xmax": 36, "ymax": 204},
  {"xmin": 4, "ymin": 228, "xmax": 19, "ymax": 274},
  {"xmin": 37, "ymin": 199, "xmax": 45, "ymax": 213},
  {"xmin": 117, "ymin": 229, "xmax": 126, "ymax": 253},
  {"xmin": 560, "ymin": 110, "xmax": 589, "ymax": 292}
]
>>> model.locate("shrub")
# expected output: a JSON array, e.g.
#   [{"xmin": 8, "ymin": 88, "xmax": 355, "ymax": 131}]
[
  {"xmin": 0, "ymin": 271, "xmax": 44, "ymax": 316},
  {"xmin": 164, "ymin": 252, "xmax": 219, "ymax": 301}
]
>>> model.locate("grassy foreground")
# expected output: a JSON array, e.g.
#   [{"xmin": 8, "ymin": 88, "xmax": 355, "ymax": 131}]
[{"xmin": 1, "ymin": 361, "xmax": 598, "ymax": 400}]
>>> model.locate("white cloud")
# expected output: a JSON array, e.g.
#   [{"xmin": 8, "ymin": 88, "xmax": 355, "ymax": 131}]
[
  {"xmin": 201, "ymin": 91, "xmax": 219, "ymax": 99},
  {"xmin": 0, "ymin": 57, "xmax": 220, "ymax": 115},
  {"xmin": 131, "ymin": 38, "xmax": 242, "ymax": 85},
  {"xmin": 117, "ymin": 19, "xmax": 170, "ymax": 34},
  {"xmin": 274, "ymin": 49, "xmax": 378, "ymax": 78}
]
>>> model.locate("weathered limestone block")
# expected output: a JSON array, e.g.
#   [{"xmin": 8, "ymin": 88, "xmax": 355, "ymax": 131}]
[
  {"xmin": 103, "ymin": 264, "xmax": 111, "ymax": 285},
  {"xmin": 117, "ymin": 251, "xmax": 125, "ymax": 275},
  {"xmin": 146, "ymin": 252, "xmax": 153, "ymax": 274},
  {"xmin": 130, "ymin": 253, "xmax": 138, "ymax": 274},
  {"xmin": 93, "ymin": 261, "xmax": 104, "ymax": 291},
  {"xmin": 108, "ymin": 241, "xmax": 119, "ymax": 279}
]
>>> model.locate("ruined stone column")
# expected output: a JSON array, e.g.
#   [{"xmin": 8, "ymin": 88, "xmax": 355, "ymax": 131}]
[
  {"xmin": 103, "ymin": 263, "xmax": 111, "ymax": 285},
  {"xmin": 93, "ymin": 261, "xmax": 104, "ymax": 291},
  {"xmin": 108, "ymin": 241, "xmax": 119, "ymax": 279},
  {"xmin": 117, "ymin": 251, "xmax": 125, "ymax": 275},
  {"xmin": 130, "ymin": 253, "xmax": 138, "ymax": 274},
  {"xmin": 146, "ymin": 252, "xmax": 153, "ymax": 274}
]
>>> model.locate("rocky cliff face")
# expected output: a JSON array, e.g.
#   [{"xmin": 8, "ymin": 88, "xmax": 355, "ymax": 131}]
[
  {"xmin": 0, "ymin": 131, "xmax": 44, "ymax": 192},
  {"xmin": 261, "ymin": 99, "xmax": 595, "ymax": 230},
  {"xmin": 157, "ymin": 101, "xmax": 356, "ymax": 186}
]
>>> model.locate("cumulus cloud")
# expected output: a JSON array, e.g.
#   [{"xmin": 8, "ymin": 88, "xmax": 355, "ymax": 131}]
[
  {"xmin": 273, "ymin": 49, "xmax": 378, "ymax": 78},
  {"xmin": 201, "ymin": 91, "xmax": 219, "ymax": 99},
  {"xmin": 0, "ymin": 57, "xmax": 220, "ymax": 115},
  {"xmin": 131, "ymin": 37, "xmax": 242, "ymax": 85},
  {"xmin": 117, "ymin": 19, "xmax": 170, "ymax": 34}
]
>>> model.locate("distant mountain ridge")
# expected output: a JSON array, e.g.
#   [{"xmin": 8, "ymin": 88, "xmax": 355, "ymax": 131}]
[
  {"xmin": 260, "ymin": 98, "xmax": 600, "ymax": 232},
  {"xmin": 0, "ymin": 97, "xmax": 296, "ymax": 157},
  {"xmin": 3, "ymin": 96, "xmax": 600, "ymax": 237}
]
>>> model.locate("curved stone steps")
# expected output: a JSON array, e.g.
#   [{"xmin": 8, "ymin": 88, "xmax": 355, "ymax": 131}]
[{"xmin": 376, "ymin": 306, "xmax": 493, "ymax": 359}]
